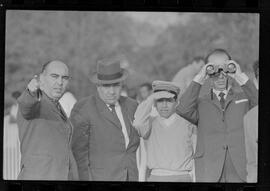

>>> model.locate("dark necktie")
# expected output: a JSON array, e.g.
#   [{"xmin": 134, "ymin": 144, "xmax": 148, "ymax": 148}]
[
  {"xmin": 56, "ymin": 101, "xmax": 67, "ymax": 121},
  {"xmin": 219, "ymin": 92, "xmax": 225, "ymax": 110},
  {"xmin": 109, "ymin": 104, "xmax": 121, "ymax": 126}
]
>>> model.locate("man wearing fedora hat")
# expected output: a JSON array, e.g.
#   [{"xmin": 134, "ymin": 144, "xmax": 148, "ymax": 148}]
[{"xmin": 70, "ymin": 57, "xmax": 140, "ymax": 181}]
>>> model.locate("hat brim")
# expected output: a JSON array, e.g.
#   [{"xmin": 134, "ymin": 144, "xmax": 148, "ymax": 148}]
[
  {"xmin": 154, "ymin": 91, "xmax": 175, "ymax": 100},
  {"xmin": 90, "ymin": 70, "xmax": 129, "ymax": 84}
]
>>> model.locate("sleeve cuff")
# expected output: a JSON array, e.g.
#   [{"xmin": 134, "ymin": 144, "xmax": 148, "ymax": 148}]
[
  {"xmin": 235, "ymin": 73, "xmax": 249, "ymax": 86},
  {"xmin": 193, "ymin": 74, "xmax": 204, "ymax": 85}
]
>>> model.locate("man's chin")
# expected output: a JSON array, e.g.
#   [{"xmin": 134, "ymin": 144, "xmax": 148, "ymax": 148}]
[
  {"xmin": 52, "ymin": 92, "xmax": 63, "ymax": 100},
  {"xmin": 104, "ymin": 99, "xmax": 117, "ymax": 105},
  {"xmin": 159, "ymin": 112, "xmax": 171, "ymax": 118}
]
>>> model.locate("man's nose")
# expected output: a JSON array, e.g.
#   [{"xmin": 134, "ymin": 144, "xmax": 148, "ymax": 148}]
[
  {"xmin": 218, "ymin": 72, "xmax": 226, "ymax": 79},
  {"xmin": 56, "ymin": 77, "xmax": 63, "ymax": 85},
  {"xmin": 161, "ymin": 100, "xmax": 168, "ymax": 106},
  {"xmin": 108, "ymin": 86, "xmax": 115, "ymax": 94}
]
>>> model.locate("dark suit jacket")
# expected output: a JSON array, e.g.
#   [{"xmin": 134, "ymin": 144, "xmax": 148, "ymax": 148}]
[
  {"xmin": 70, "ymin": 93, "xmax": 140, "ymax": 181},
  {"xmin": 16, "ymin": 89, "xmax": 79, "ymax": 180},
  {"xmin": 176, "ymin": 80, "xmax": 258, "ymax": 182}
]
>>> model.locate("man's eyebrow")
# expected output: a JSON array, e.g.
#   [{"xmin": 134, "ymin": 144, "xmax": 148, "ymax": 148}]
[
  {"xmin": 50, "ymin": 73, "xmax": 69, "ymax": 76},
  {"xmin": 50, "ymin": 73, "xmax": 59, "ymax": 76}
]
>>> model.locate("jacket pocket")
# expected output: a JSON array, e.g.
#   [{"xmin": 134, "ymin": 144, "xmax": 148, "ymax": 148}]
[
  {"xmin": 20, "ymin": 154, "xmax": 53, "ymax": 180},
  {"xmin": 23, "ymin": 154, "xmax": 52, "ymax": 171}
]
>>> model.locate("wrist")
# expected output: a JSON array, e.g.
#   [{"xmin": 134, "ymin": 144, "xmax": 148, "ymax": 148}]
[
  {"xmin": 27, "ymin": 88, "xmax": 37, "ymax": 97},
  {"xmin": 193, "ymin": 74, "xmax": 205, "ymax": 85},
  {"xmin": 234, "ymin": 72, "xmax": 249, "ymax": 86}
]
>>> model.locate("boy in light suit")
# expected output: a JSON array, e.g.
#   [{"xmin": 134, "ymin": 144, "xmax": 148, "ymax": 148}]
[{"xmin": 134, "ymin": 81, "xmax": 194, "ymax": 182}]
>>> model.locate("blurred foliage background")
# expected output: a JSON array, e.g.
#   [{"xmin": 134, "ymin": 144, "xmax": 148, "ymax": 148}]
[{"xmin": 4, "ymin": 11, "xmax": 259, "ymax": 112}]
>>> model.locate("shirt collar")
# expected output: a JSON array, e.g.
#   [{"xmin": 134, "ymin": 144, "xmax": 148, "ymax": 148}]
[
  {"xmin": 106, "ymin": 101, "xmax": 120, "ymax": 110},
  {"xmin": 44, "ymin": 92, "xmax": 59, "ymax": 104},
  {"xmin": 212, "ymin": 86, "xmax": 231, "ymax": 100},
  {"xmin": 159, "ymin": 113, "xmax": 177, "ymax": 127}
]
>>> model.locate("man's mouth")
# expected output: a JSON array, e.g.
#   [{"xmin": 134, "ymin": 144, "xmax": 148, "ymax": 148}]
[
  {"xmin": 54, "ymin": 88, "xmax": 62, "ymax": 92},
  {"xmin": 160, "ymin": 109, "xmax": 169, "ymax": 112}
]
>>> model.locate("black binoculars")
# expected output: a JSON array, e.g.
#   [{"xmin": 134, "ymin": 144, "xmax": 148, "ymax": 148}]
[{"xmin": 206, "ymin": 61, "xmax": 236, "ymax": 76}]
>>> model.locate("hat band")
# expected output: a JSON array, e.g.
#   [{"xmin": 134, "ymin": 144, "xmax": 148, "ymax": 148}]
[
  {"xmin": 154, "ymin": 89, "xmax": 176, "ymax": 94},
  {"xmin": 153, "ymin": 89, "xmax": 178, "ymax": 98},
  {"xmin": 97, "ymin": 71, "xmax": 123, "ymax": 81}
]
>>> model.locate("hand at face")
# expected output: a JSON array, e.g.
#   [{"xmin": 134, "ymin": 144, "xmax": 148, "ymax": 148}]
[
  {"xmin": 226, "ymin": 60, "xmax": 242, "ymax": 79},
  {"xmin": 27, "ymin": 75, "xmax": 41, "ymax": 93},
  {"xmin": 193, "ymin": 63, "xmax": 212, "ymax": 85},
  {"xmin": 226, "ymin": 60, "xmax": 249, "ymax": 85}
]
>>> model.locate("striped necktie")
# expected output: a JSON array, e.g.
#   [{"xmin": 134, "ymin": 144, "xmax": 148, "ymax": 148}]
[
  {"xmin": 109, "ymin": 104, "xmax": 121, "ymax": 126},
  {"xmin": 56, "ymin": 101, "xmax": 67, "ymax": 121},
  {"xmin": 219, "ymin": 92, "xmax": 225, "ymax": 110}
]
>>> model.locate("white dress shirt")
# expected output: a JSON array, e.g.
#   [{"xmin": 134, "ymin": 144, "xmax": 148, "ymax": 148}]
[
  {"xmin": 159, "ymin": 113, "xmax": 177, "ymax": 127},
  {"xmin": 212, "ymin": 88, "xmax": 229, "ymax": 101},
  {"xmin": 107, "ymin": 102, "xmax": 129, "ymax": 148}
]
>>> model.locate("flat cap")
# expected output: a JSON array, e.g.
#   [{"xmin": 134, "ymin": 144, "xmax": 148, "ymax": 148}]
[{"xmin": 152, "ymin": 80, "xmax": 180, "ymax": 95}]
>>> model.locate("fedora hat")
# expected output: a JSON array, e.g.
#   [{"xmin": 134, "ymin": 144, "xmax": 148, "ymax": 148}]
[{"xmin": 91, "ymin": 58, "xmax": 128, "ymax": 84}]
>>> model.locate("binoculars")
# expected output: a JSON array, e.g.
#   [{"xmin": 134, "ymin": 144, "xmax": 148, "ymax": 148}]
[{"xmin": 206, "ymin": 61, "xmax": 236, "ymax": 76}]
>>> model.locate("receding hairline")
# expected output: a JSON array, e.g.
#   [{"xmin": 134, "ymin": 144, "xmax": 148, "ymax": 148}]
[
  {"xmin": 205, "ymin": 49, "xmax": 231, "ymax": 63},
  {"xmin": 41, "ymin": 60, "xmax": 69, "ymax": 74}
]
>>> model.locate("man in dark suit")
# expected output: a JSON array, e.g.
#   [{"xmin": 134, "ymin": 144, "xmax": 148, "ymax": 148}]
[
  {"xmin": 176, "ymin": 49, "xmax": 258, "ymax": 182},
  {"xmin": 70, "ymin": 56, "xmax": 140, "ymax": 181},
  {"xmin": 16, "ymin": 60, "xmax": 79, "ymax": 180}
]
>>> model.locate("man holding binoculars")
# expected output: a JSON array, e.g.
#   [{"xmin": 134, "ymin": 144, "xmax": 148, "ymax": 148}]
[{"xmin": 176, "ymin": 49, "xmax": 258, "ymax": 182}]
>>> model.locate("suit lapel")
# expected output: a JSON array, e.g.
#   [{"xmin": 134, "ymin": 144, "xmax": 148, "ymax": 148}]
[
  {"xmin": 208, "ymin": 88, "xmax": 235, "ymax": 112},
  {"xmin": 224, "ymin": 88, "xmax": 235, "ymax": 110},
  {"xmin": 209, "ymin": 90, "xmax": 223, "ymax": 111},
  {"xmin": 43, "ymin": 93, "xmax": 68, "ymax": 122},
  {"xmin": 56, "ymin": 102, "xmax": 68, "ymax": 122},
  {"xmin": 42, "ymin": 93, "xmax": 70, "ymax": 136},
  {"xmin": 95, "ymin": 94, "xmax": 122, "ymax": 130}
]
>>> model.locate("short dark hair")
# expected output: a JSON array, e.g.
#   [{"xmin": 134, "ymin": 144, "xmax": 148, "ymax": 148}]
[
  {"xmin": 41, "ymin": 60, "xmax": 68, "ymax": 74},
  {"xmin": 253, "ymin": 60, "xmax": 259, "ymax": 79},
  {"xmin": 205, "ymin": 49, "xmax": 232, "ymax": 64},
  {"xmin": 140, "ymin": 82, "xmax": 152, "ymax": 91}
]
